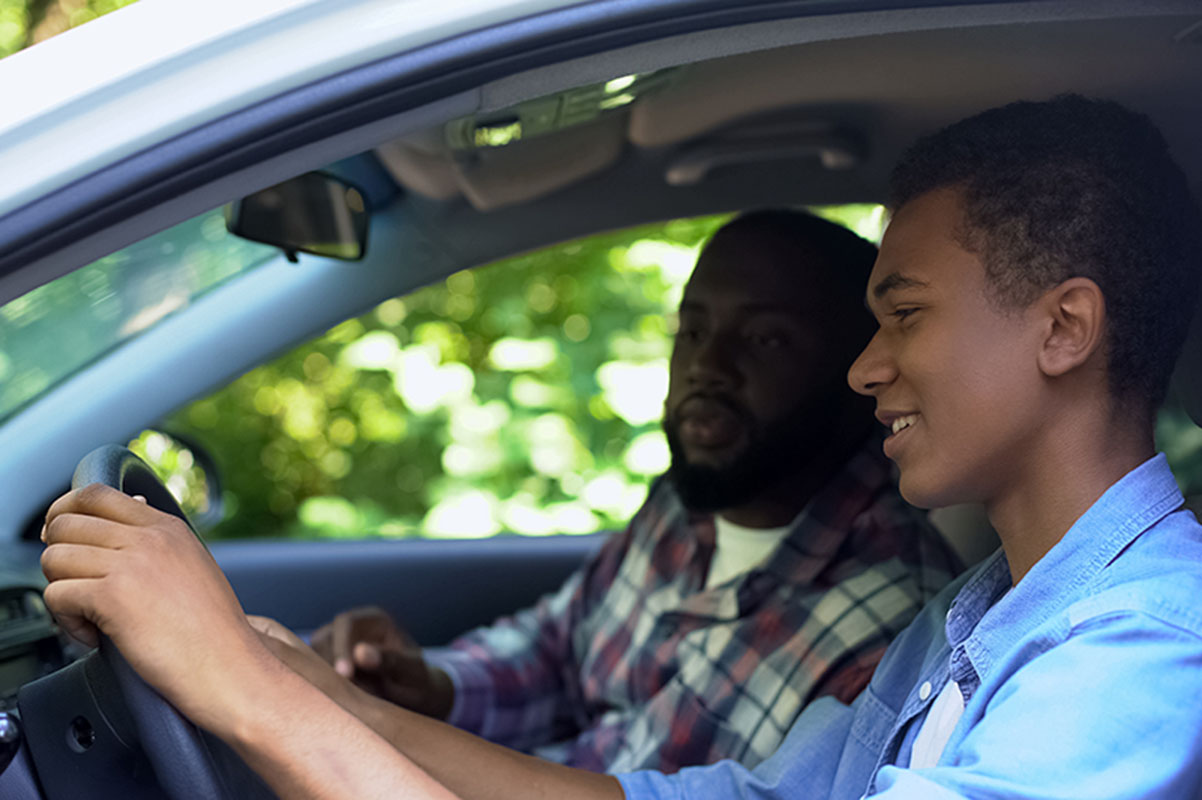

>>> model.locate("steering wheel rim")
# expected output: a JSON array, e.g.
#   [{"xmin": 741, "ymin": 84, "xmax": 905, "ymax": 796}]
[{"xmin": 71, "ymin": 444, "xmax": 236, "ymax": 800}]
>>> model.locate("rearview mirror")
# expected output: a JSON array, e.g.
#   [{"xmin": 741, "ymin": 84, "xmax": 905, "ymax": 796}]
[{"xmin": 225, "ymin": 172, "xmax": 369, "ymax": 261}]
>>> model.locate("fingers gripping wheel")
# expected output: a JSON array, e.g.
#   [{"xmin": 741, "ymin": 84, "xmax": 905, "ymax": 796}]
[
  {"xmin": 72, "ymin": 444, "xmax": 193, "ymax": 528},
  {"xmin": 67, "ymin": 445, "xmax": 270, "ymax": 799}
]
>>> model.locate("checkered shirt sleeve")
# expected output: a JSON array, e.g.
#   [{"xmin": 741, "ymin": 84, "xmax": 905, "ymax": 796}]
[{"xmin": 427, "ymin": 521, "xmax": 636, "ymax": 752}]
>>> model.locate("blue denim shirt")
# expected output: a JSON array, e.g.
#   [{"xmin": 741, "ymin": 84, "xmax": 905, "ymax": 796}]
[{"xmin": 619, "ymin": 454, "xmax": 1202, "ymax": 799}]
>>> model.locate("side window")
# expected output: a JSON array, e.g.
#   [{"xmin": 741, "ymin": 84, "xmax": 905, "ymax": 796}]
[{"xmin": 137, "ymin": 207, "xmax": 885, "ymax": 541}]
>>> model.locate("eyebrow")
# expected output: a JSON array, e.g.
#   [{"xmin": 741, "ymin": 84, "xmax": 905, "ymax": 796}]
[{"xmin": 870, "ymin": 272, "xmax": 929, "ymax": 300}]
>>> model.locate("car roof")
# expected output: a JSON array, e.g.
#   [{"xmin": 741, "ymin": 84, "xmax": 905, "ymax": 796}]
[
  {"xmin": 0, "ymin": 0, "xmax": 582, "ymax": 220},
  {"xmin": 2, "ymin": 1, "xmax": 1199, "ymax": 305}
]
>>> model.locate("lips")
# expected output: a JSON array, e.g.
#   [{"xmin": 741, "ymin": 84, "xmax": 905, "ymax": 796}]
[
  {"xmin": 878, "ymin": 410, "xmax": 921, "ymax": 459},
  {"xmin": 676, "ymin": 396, "xmax": 745, "ymax": 449}
]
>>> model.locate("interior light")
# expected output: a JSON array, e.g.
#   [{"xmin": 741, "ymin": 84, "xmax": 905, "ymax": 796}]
[
  {"xmin": 599, "ymin": 93, "xmax": 635, "ymax": 110},
  {"xmin": 604, "ymin": 74, "xmax": 637, "ymax": 93},
  {"xmin": 473, "ymin": 119, "xmax": 523, "ymax": 148}
]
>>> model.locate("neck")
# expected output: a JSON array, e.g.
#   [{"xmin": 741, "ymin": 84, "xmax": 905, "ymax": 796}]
[
  {"xmin": 720, "ymin": 425, "xmax": 869, "ymax": 528},
  {"xmin": 986, "ymin": 401, "xmax": 1154, "ymax": 585}
]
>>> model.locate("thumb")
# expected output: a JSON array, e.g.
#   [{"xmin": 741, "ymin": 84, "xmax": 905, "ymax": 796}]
[{"xmin": 353, "ymin": 642, "xmax": 382, "ymax": 671}]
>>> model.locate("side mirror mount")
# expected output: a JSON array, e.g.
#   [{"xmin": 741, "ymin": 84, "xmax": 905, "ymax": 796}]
[
  {"xmin": 127, "ymin": 430, "xmax": 224, "ymax": 533},
  {"xmin": 225, "ymin": 172, "xmax": 370, "ymax": 261}
]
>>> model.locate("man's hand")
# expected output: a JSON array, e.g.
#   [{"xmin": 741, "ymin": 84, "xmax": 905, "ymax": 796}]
[
  {"xmin": 39, "ymin": 484, "xmax": 277, "ymax": 736},
  {"xmin": 39, "ymin": 486, "xmax": 470, "ymax": 800},
  {"xmin": 311, "ymin": 606, "xmax": 454, "ymax": 719}
]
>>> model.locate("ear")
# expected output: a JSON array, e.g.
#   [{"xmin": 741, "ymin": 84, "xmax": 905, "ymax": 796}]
[{"xmin": 1035, "ymin": 277, "xmax": 1106, "ymax": 378}]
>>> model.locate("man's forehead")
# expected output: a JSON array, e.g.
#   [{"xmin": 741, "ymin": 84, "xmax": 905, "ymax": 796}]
[
  {"xmin": 864, "ymin": 189, "xmax": 968, "ymax": 303},
  {"xmin": 687, "ymin": 248, "xmax": 833, "ymax": 301},
  {"xmin": 678, "ymin": 296, "xmax": 810, "ymax": 316},
  {"xmin": 681, "ymin": 269, "xmax": 822, "ymax": 317}
]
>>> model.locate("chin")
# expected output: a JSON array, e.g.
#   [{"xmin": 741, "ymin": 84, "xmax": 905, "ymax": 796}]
[
  {"xmin": 897, "ymin": 469, "xmax": 971, "ymax": 511},
  {"xmin": 681, "ymin": 439, "xmax": 748, "ymax": 468}
]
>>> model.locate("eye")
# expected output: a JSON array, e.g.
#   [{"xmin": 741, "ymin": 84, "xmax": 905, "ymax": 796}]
[
  {"xmin": 891, "ymin": 306, "xmax": 921, "ymax": 323},
  {"xmin": 746, "ymin": 330, "xmax": 789, "ymax": 348}
]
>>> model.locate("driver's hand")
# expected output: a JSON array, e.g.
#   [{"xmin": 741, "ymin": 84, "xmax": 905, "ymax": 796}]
[
  {"xmin": 39, "ymin": 484, "xmax": 277, "ymax": 736},
  {"xmin": 311, "ymin": 606, "xmax": 453, "ymax": 720}
]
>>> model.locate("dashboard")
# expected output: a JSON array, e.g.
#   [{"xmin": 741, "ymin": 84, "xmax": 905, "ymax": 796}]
[
  {"xmin": 0, "ymin": 589, "xmax": 66, "ymax": 705},
  {"xmin": 0, "ymin": 543, "xmax": 65, "ymax": 704},
  {"xmin": 0, "ymin": 542, "xmax": 72, "ymax": 797}
]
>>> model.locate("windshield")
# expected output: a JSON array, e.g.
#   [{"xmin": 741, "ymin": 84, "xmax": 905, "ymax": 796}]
[{"xmin": 0, "ymin": 208, "xmax": 276, "ymax": 422}]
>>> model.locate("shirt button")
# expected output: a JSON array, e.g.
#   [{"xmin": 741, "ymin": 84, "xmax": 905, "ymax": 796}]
[{"xmin": 919, "ymin": 681, "xmax": 933, "ymax": 701}]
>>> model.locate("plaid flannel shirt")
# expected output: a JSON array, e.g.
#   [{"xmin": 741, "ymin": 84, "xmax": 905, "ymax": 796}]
[{"xmin": 427, "ymin": 440, "xmax": 961, "ymax": 774}]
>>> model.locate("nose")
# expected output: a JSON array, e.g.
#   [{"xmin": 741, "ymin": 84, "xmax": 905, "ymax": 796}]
[
  {"xmin": 847, "ymin": 329, "xmax": 894, "ymax": 396},
  {"xmin": 687, "ymin": 332, "xmax": 739, "ymax": 388}
]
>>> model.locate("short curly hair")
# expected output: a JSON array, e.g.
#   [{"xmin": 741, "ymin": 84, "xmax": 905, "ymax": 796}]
[{"xmin": 890, "ymin": 95, "xmax": 1202, "ymax": 413}]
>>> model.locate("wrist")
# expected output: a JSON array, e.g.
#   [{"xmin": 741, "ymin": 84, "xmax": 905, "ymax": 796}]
[{"xmin": 206, "ymin": 641, "xmax": 302, "ymax": 746}]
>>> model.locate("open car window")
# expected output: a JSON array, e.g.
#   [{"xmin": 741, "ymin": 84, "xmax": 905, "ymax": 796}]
[
  {"xmin": 147, "ymin": 206, "xmax": 887, "ymax": 542},
  {"xmin": 0, "ymin": 209, "xmax": 277, "ymax": 423}
]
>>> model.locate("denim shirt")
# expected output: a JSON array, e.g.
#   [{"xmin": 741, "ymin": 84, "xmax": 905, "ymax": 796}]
[{"xmin": 619, "ymin": 454, "xmax": 1202, "ymax": 799}]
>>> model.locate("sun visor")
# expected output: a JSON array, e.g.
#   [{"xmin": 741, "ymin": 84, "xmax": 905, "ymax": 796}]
[
  {"xmin": 375, "ymin": 139, "xmax": 462, "ymax": 201},
  {"xmin": 453, "ymin": 115, "xmax": 625, "ymax": 211},
  {"xmin": 377, "ymin": 114, "xmax": 625, "ymax": 212}
]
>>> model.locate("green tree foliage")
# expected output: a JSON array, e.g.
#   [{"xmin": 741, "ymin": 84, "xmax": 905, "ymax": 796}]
[
  {"xmin": 1, "ymin": 0, "xmax": 136, "ymax": 58},
  {"xmin": 1156, "ymin": 406, "xmax": 1202, "ymax": 502},
  {"xmin": 165, "ymin": 216, "xmax": 736, "ymax": 541},
  {"xmin": 155, "ymin": 208, "xmax": 895, "ymax": 541}
]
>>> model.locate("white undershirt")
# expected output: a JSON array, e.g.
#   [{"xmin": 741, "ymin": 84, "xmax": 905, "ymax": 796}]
[
  {"xmin": 909, "ymin": 588, "xmax": 1013, "ymax": 768},
  {"xmin": 909, "ymin": 679, "xmax": 965, "ymax": 768},
  {"xmin": 705, "ymin": 515, "xmax": 792, "ymax": 589}
]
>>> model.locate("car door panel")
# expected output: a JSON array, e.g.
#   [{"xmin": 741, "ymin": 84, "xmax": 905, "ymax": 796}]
[{"xmin": 213, "ymin": 533, "xmax": 605, "ymax": 646}]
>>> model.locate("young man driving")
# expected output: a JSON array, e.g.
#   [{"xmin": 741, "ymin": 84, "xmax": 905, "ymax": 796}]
[{"xmin": 40, "ymin": 94, "xmax": 1202, "ymax": 799}]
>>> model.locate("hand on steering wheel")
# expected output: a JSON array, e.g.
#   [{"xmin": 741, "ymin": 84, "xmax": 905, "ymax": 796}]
[{"xmin": 36, "ymin": 444, "xmax": 275, "ymax": 800}]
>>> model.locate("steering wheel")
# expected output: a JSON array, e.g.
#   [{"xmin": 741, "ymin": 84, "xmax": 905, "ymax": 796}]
[
  {"xmin": 73, "ymin": 444, "xmax": 241, "ymax": 798},
  {"xmin": 18, "ymin": 445, "xmax": 275, "ymax": 799}
]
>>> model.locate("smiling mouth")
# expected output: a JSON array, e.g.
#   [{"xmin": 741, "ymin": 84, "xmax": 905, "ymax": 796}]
[{"xmin": 890, "ymin": 414, "xmax": 920, "ymax": 436}]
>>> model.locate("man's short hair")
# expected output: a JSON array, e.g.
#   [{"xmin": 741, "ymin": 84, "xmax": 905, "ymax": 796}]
[
  {"xmin": 705, "ymin": 209, "xmax": 880, "ymax": 350},
  {"xmin": 889, "ymin": 94, "xmax": 1202, "ymax": 413}
]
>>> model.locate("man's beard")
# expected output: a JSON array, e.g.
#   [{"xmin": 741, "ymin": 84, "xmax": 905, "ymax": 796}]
[{"xmin": 663, "ymin": 397, "xmax": 831, "ymax": 514}]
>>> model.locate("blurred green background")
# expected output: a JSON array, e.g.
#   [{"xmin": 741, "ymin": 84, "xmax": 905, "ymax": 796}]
[
  {"xmin": 132, "ymin": 207, "xmax": 890, "ymax": 541},
  {"xmin": 0, "ymin": 0, "xmax": 135, "ymax": 56}
]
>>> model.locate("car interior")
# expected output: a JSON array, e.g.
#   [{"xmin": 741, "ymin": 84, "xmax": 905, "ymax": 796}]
[{"xmin": 0, "ymin": 1, "xmax": 1200, "ymax": 796}]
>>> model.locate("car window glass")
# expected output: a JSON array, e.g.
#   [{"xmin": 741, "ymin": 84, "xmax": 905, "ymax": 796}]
[
  {"xmin": 0, "ymin": 209, "xmax": 277, "ymax": 422},
  {"xmin": 137, "ymin": 207, "xmax": 887, "ymax": 542}
]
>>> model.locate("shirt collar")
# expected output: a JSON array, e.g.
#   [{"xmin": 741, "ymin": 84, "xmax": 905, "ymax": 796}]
[{"xmin": 953, "ymin": 453, "xmax": 1184, "ymax": 684}]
